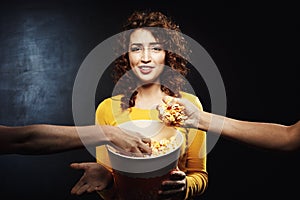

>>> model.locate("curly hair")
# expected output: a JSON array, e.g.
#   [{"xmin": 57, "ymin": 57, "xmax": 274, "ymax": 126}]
[{"xmin": 112, "ymin": 10, "xmax": 191, "ymax": 110}]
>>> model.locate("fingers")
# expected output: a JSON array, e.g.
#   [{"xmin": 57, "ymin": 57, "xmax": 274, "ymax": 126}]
[
  {"xmin": 162, "ymin": 96, "xmax": 174, "ymax": 104},
  {"xmin": 70, "ymin": 163, "xmax": 81, "ymax": 170},
  {"xmin": 139, "ymin": 138, "xmax": 152, "ymax": 154},
  {"xmin": 160, "ymin": 184, "xmax": 185, "ymax": 195},
  {"xmin": 162, "ymin": 96, "xmax": 182, "ymax": 105},
  {"xmin": 116, "ymin": 147, "xmax": 143, "ymax": 157},
  {"xmin": 158, "ymin": 170, "xmax": 186, "ymax": 199},
  {"xmin": 70, "ymin": 162, "xmax": 97, "ymax": 195},
  {"xmin": 158, "ymin": 96, "xmax": 188, "ymax": 127},
  {"xmin": 71, "ymin": 181, "xmax": 102, "ymax": 196},
  {"xmin": 162, "ymin": 96, "xmax": 187, "ymax": 108},
  {"xmin": 170, "ymin": 170, "xmax": 186, "ymax": 180},
  {"xmin": 136, "ymin": 137, "xmax": 152, "ymax": 155},
  {"xmin": 118, "ymin": 129, "xmax": 152, "ymax": 154},
  {"xmin": 72, "ymin": 184, "xmax": 103, "ymax": 196},
  {"xmin": 158, "ymin": 180, "xmax": 186, "ymax": 199},
  {"xmin": 71, "ymin": 183, "xmax": 89, "ymax": 195},
  {"xmin": 118, "ymin": 131, "xmax": 152, "ymax": 156},
  {"xmin": 87, "ymin": 185, "xmax": 98, "ymax": 193},
  {"xmin": 70, "ymin": 162, "xmax": 90, "ymax": 170},
  {"xmin": 159, "ymin": 186, "xmax": 185, "ymax": 195},
  {"xmin": 158, "ymin": 181, "xmax": 185, "ymax": 199},
  {"xmin": 70, "ymin": 177, "xmax": 86, "ymax": 195},
  {"xmin": 161, "ymin": 179, "xmax": 185, "ymax": 190},
  {"xmin": 141, "ymin": 137, "xmax": 151, "ymax": 144},
  {"xmin": 120, "ymin": 147, "xmax": 147, "ymax": 157},
  {"xmin": 130, "ymin": 147, "xmax": 144, "ymax": 157}
]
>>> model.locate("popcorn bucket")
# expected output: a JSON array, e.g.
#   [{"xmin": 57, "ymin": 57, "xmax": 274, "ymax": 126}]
[{"xmin": 107, "ymin": 120, "xmax": 183, "ymax": 200}]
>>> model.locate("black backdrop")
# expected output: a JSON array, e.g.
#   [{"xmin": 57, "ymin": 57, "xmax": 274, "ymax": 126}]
[{"xmin": 0, "ymin": 0, "xmax": 299, "ymax": 200}]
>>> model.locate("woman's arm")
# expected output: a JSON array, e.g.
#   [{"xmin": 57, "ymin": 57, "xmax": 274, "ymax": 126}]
[{"xmin": 0, "ymin": 124, "xmax": 151, "ymax": 155}]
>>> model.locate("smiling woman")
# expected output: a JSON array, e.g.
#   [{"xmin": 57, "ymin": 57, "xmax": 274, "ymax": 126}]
[{"xmin": 89, "ymin": 10, "xmax": 208, "ymax": 200}]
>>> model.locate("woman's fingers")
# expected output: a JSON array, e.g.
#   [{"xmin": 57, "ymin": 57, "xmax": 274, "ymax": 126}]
[
  {"xmin": 170, "ymin": 170, "xmax": 186, "ymax": 180},
  {"xmin": 161, "ymin": 179, "xmax": 185, "ymax": 190},
  {"xmin": 158, "ymin": 169, "xmax": 186, "ymax": 199}
]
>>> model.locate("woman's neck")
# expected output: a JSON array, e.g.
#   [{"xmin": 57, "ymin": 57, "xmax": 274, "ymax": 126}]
[{"xmin": 134, "ymin": 83, "xmax": 166, "ymax": 109}]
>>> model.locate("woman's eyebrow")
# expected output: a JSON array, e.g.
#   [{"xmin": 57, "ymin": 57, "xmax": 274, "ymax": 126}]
[
  {"xmin": 129, "ymin": 43, "xmax": 142, "ymax": 46},
  {"xmin": 129, "ymin": 42, "xmax": 162, "ymax": 46},
  {"xmin": 149, "ymin": 42, "xmax": 163, "ymax": 45}
]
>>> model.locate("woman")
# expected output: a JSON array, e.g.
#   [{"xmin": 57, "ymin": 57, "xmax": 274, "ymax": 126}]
[{"xmin": 93, "ymin": 10, "xmax": 208, "ymax": 200}]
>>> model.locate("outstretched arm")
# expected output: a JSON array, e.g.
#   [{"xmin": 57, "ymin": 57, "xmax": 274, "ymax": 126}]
[
  {"xmin": 199, "ymin": 112, "xmax": 300, "ymax": 151},
  {"xmin": 0, "ymin": 124, "xmax": 151, "ymax": 155},
  {"xmin": 158, "ymin": 96, "xmax": 300, "ymax": 151}
]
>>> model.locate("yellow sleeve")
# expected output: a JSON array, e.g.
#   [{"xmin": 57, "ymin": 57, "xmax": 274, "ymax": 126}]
[
  {"xmin": 179, "ymin": 93, "xmax": 208, "ymax": 199},
  {"xmin": 95, "ymin": 98, "xmax": 112, "ymax": 125},
  {"xmin": 95, "ymin": 98, "xmax": 116, "ymax": 199},
  {"xmin": 184, "ymin": 129, "xmax": 208, "ymax": 199},
  {"xmin": 95, "ymin": 98, "xmax": 113, "ymax": 169}
]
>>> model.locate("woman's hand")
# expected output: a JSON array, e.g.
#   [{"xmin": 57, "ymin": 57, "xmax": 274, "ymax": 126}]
[
  {"xmin": 158, "ymin": 168, "xmax": 187, "ymax": 200},
  {"xmin": 70, "ymin": 162, "xmax": 113, "ymax": 195}
]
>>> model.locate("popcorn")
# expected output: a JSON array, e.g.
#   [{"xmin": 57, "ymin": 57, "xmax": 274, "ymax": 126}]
[
  {"xmin": 160, "ymin": 97, "xmax": 188, "ymax": 126},
  {"xmin": 146, "ymin": 136, "xmax": 177, "ymax": 157}
]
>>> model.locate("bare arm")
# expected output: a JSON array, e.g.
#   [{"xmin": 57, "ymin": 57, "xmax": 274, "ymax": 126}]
[
  {"xmin": 0, "ymin": 125, "xmax": 151, "ymax": 155},
  {"xmin": 158, "ymin": 96, "xmax": 300, "ymax": 151},
  {"xmin": 0, "ymin": 125, "xmax": 81, "ymax": 155},
  {"xmin": 198, "ymin": 112, "xmax": 300, "ymax": 151}
]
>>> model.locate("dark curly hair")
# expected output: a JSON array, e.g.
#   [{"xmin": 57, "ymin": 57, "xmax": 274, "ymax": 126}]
[{"xmin": 112, "ymin": 10, "xmax": 191, "ymax": 110}]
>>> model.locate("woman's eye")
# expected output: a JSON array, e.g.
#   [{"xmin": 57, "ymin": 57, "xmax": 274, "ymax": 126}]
[
  {"xmin": 153, "ymin": 47, "xmax": 162, "ymax": 51},
  {"xmin": 151, "ymin": 46, "xmax": 163, "ymax": 52},
  {"xmin": 129, "ymin": 44, "xmax": 163, "ymax": 53},
  {"xmin": 130, "ymin": 46, "xmax": 141, "ymax": 52}
]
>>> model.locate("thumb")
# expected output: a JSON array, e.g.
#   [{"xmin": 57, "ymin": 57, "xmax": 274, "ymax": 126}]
[
  {"xmin": 141, "ymin": 137, "xmax": 151, "ymax": 144},
  {"xmin": 162, "ymin": 96, "xmax": 173, "ymax": 104},
  {"xmin": 70, "ymin": 162, "xmax": 89, "ymax": 170},
  {"xmin": 162, "ymin": 96, "xmax": 182, "ymax": 105}
]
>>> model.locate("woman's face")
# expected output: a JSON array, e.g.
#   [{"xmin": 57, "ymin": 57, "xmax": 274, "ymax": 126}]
[{"xmin": 128, "ymin": 29, "xmax": 166, "ymax": 84}]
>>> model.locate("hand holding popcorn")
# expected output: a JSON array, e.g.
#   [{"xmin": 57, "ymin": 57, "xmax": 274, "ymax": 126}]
[
  {"xmin": 157, "ymin": 96, "xmax": 187, "ymax": 126},
  {"xmin": 157, "ymin": 96, "xmax": 201, "ymax": 129}
]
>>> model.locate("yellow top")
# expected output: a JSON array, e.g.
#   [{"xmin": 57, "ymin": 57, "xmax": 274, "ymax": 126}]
[{"xmin": 95, "ymin": 91, "xmax": 208, "ymax": 199}]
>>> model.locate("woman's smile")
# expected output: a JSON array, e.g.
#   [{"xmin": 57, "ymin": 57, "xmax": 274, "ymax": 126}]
[{"xmin": 138, "ymin": 65, "xmax": 155, "ymax": 75}]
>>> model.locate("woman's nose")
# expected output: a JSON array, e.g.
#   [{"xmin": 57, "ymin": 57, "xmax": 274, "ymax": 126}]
[{"xmin": 141, "ymin": 49, "xmax": 151, "ymax": 63}]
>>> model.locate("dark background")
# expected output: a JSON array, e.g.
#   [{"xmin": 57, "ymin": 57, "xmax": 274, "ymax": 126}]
[{"xmin": 0, "ymin": 0, "xmax": 299, "ymax": 200}]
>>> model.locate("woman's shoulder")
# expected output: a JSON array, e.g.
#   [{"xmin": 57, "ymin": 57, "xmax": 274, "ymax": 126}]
[
  {"xmin": 179, "ymin": 91, "xmax": 198, "ymax": 101},
  {"xmin": 96, "ymin": 95, "xmax": 123, "ymax": 109},
  {"xmin": 179, "ymin": 91, "xmax": 203, "ymax": 110}
]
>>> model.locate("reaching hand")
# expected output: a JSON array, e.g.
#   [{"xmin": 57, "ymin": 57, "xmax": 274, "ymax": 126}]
[
  {"xmin": 157, "ymin": 96, "xmax": 201, "ymax": 129},
  {"xmin": 70, "ymin": 162, "xmax": 113, "ymax": 195},
  {"xmin": 102, "ymin": 125, "xmax": 152, "ymax": 157},
  {"xmin": 158, "ymin": 168, "xmax": 187, "ymax": 200}
]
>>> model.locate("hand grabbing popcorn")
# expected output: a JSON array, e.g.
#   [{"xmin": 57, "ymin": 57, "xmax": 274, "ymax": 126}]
[
  {"xmin": 157, "ymin": 96, "xmax": 202, "ymax": 129},
  {"xmin": 157, "ymin": 96, "xmax": 188, "ymax": 126}
]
